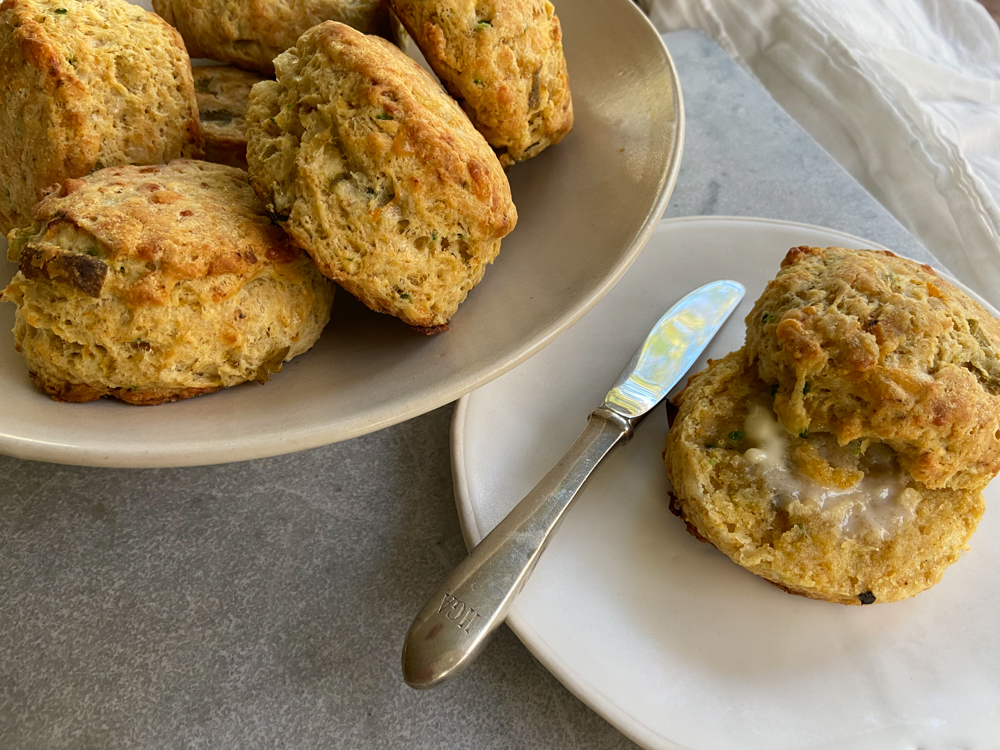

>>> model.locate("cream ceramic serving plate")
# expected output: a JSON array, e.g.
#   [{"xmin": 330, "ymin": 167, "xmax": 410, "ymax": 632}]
[
  {"xmin": 453, "ymin": 217, "xmax": 1000, "ymax": 750},
  {"xmin": 0, "ymin": 0, "xmax": 682, "ymax": 467}
]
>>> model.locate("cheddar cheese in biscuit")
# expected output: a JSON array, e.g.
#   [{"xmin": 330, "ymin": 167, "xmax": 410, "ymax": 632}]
[
  {"xmin": 2, "ymin": 161, "xmax": 334, "ymax": 405},
  {"xmin": 246, "ymin": 21, "xmax": 516, "ymax": 331},
  {"xmin": 0, "ymin": 0, "xmax": 203, "ymax": 233}
]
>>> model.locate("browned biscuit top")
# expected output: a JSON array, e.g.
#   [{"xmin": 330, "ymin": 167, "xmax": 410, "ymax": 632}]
[
  {"xmin": 0, "ymin": 0, "xmax": 203, "ymax": 232},
  {"xmin": 744, "ymin": 246, "xmax": 1000, "ymax": 491},
  {"xmin": 8, "ymin": 161, "xmax": 303, "ymax": 307},
  {"xmin": 298, "ymin": 21, "xmax": 515, "ymax": 237},
  {"xmin": 3, "ymin": 159, "xmax": 333, "ymax": 406},
  {"xmin": 390, "ymin": 0, "xmax": 572, "ymax": 164}
]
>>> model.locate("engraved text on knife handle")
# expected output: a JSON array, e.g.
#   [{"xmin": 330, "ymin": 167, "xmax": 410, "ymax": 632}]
[{"xmin": 401, "ymin": 407, "xmax": 633, "ymax": 689}]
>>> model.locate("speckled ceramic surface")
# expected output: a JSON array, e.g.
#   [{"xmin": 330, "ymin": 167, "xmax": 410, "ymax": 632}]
[
  {"xmin": 0, "ymin": 0, "xmax": 682, "ymax": 468},
  {"xmin": 453, "ymin": 217, "xmax": 1000, "ymax": 750}
]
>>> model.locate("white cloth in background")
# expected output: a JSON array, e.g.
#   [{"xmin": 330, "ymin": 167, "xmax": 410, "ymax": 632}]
[{"xmin": 640, "ymin": 0, "xmax": 1000, "ymax": 306}]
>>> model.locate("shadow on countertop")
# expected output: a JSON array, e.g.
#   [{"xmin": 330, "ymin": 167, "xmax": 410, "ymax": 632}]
[{"xmin": 0, "ymin": 404, "xmax": 638, "ymax": 750}]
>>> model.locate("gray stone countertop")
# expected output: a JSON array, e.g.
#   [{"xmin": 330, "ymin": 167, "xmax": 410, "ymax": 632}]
[{"xmin": 0, "ymin": 30, "xmax": 936, "ymax": 750}]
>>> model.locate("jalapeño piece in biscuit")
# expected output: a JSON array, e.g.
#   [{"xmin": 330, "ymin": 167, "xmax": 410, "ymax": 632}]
[
  {"xmin": 745, "ymin": 246, "xmax": 1000, "ymax": 492},
  {"xmin": 663, "ymin": 349, "xmax": 984, "ymax": 605},
  {"xmin": 152, "ymin": 0, "xmax": 396, "ymax": 75},
  {"xmin": 246, "ymin": 21, "xmax": 517, "ymax": 331},
  {"xmin": 194, "ymin": 65, "xmax": 267, "ymax": 170},
  {"xmin": 0, "ymin": 0, "xmax": 204, "ymax": 234},
  {"xmin": 390, "ymin": 0, "xmax": 572, "ymax": 166},
  {"xmin": 1, "ymin": 161, "xmax": 334, "ymax": 405}
]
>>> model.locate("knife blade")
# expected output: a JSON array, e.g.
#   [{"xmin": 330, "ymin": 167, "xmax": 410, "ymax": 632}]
[{"xmin": 402, "ymin": 280, "xmax": 745, "ymax": 689}]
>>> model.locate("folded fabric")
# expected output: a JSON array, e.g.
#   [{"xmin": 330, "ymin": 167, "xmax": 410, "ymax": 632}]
[{"xmin": 641, "ymin": 0, "xmax": 1000, "ymax": 307}]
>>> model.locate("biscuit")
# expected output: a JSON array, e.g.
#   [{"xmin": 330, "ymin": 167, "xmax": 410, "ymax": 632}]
[
  {"xmin": 1, "ymin": 161, "xmax": 334, "ymax": 405},
  {"xmin": 390, "ymin": 0, "xmax": 572, "ymax": 165},
  {"xmin": 152, "ymin": 0, "xmax": 396, "ymax": 75},
  {"xmin": 246, "ymin": 21, "xmax": 517, "ymax": 331},
  {"xmin": 0, "ymin": 0, "xmax": 203, "ymax": 234},
  {"xmin": 663, "ymin": 348, "xmax": 985, "ymax": 605},
  {"xmin": 744, "ymin": 246, "xmax": 1000, "ymax": 492},
  {"xmin": 194, "ymin": 65, "xmax": 267, "ymax": 169}
]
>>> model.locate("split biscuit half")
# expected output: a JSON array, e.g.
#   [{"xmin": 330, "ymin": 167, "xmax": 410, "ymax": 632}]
[{"xmin": 664, "ymin": 348, "xmax": 984, "ymax": 605}]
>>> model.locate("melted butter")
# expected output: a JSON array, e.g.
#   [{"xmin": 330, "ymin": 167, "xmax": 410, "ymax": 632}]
[{"xmin": 741, "ymin": 403, "xmax": 913, "ymax": 538}]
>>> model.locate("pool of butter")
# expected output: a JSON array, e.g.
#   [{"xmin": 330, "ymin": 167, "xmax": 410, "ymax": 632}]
[{"xmin": 741, "ymin": 402, "xmax": 918, "ymax": 538}]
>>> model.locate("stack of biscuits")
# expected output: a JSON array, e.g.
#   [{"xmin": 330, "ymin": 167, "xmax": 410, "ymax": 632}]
[
  {"xmin": 664, "ymin": 246, "xmax": 1000, "ymax": 605},
  {"xmin": 0, "ymin": 0, "xmax": 573, "ymax": 403}
]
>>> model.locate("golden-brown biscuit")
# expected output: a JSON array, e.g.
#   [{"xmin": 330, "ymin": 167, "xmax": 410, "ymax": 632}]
[
  {"xmin": 0, "ymin": 0, "xmax": 203, "ymax": 234},
  {"xmin": 246, "ymin": 21, "xmax": 517, "ymax": 331},
  {"xmin": 193, "ymin": 65, "xmax": 267, "ymax": 170},
  {"xmin": 664, "ymin": 348, "xmax": 984, "ymax": 605},
  {"xmin": 744, "ymin": 246, "xmax": 1000, "ymax": 492},
  {"xmin": 152, "ymin": 0, "xmax": 396, "ymax": 75},
  {"xmin": 1, "ymin": 161, "xmax": 334, "ymax": 405},
  {"xmin": 390, "ymin": 0, "xmax": 573, "ymax": 165}
]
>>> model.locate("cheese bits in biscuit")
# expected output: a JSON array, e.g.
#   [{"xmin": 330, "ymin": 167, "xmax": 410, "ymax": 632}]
[{"xmin": 2, "ymin": 161, "xmax": 334, "ymax": 405}]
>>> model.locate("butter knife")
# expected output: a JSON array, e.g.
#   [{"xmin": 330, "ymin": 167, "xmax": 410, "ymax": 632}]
[{"xmin": 402, "ymin": 279, "xmax": 745, "ymax": 689}]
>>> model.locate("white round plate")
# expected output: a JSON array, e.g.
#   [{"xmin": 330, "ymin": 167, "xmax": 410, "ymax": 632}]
[
  {"xmin": 452, "ymin": 217, "xmax": 1000, "ymax": 750},
  {"xmin": 0, "ymin": 0, "xmax": 682, "ymax": 467}
]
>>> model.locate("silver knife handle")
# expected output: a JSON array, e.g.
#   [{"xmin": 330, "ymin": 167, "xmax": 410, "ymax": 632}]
[{"xmin": 402, "ymin": 407, "xmax": 634, "ymax": 689}]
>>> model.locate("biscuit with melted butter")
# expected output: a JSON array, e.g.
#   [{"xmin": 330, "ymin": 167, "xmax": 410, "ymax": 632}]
[
  {"xmin": 745, "ymin": 246, "xmax": 1000, "ymax": 492},
  {"xmin": 663, "ymin": 348, "xmax": 984, "ymax": 605},
  {"xmin": 1, "ymin": 161, "xmax": 334, "ymax": 405},
  {"xmin": 246, "ymin": 21, "xmax": 516, "ymax": 331},
  {"xmin": 0, "ymin": 0, "xmax": 204, "ymax": 234}
]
